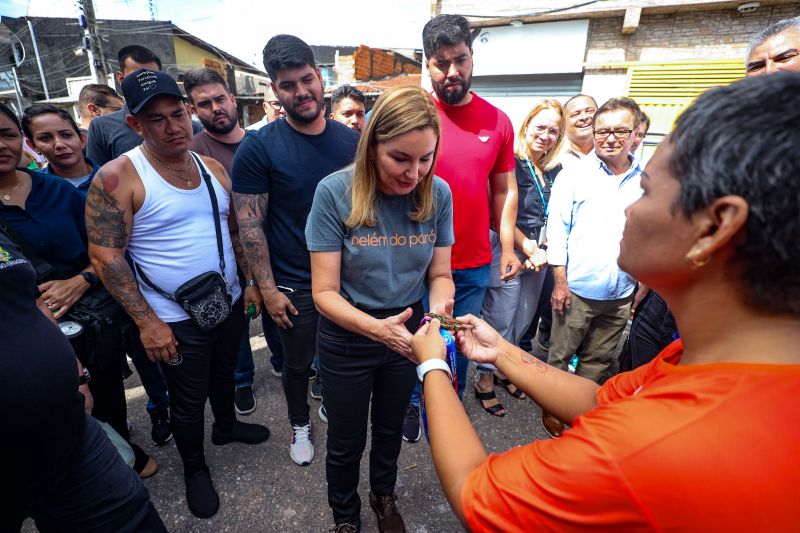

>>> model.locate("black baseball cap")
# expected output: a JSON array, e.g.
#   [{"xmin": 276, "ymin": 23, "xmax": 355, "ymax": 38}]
[{"xmin": 121, "ymin": 68, "xmax": 184, "ymax": 115}]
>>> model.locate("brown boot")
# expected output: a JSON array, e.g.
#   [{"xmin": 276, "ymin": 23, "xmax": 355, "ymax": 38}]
[
  {"xmin": 369, "ymin": 492, "xmax": 405, "ymax": 533},
  {"xmin": 541, "ymin": 412, "xmax": 564, "ymax": 439}
]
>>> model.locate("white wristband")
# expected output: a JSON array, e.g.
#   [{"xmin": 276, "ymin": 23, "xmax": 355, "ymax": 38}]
[{"xmin": 417, "ymin": 358, "xmax": 452, "ymax": 383}]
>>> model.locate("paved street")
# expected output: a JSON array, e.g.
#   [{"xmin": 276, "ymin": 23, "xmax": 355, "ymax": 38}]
[{"xmin": 25, "ymin": 319, "xmax": 622, "ymax": 532}]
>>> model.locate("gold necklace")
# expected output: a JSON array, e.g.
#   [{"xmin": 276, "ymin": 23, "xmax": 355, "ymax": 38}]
[
  {"xmin": 1, "ymin": 171, "xmax": 23, "ymax": 201},
  {"xmin": 141, "ymin": 143, "xmax": 194, "ymax": 186}
]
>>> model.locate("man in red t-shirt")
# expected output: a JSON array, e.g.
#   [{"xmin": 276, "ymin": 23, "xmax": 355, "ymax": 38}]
[{"xmin": 403, "ymin": 14, "xmax": 521, "ymax": 442}]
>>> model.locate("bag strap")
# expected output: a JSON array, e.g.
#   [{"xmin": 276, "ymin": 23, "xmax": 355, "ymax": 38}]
[{"xmin": 132, "ymin": 152, "xmax": 227, "ymax": 299}]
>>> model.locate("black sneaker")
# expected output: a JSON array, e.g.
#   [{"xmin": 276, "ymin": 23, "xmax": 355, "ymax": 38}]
[
  {"xmin": 150, "ymin": 409, "xmax": 172, "ymax": 445},
  {"xmin": 235, "ymin": 386, "xmax": 257, "ymax": 415},
  {"xmin": 185, "ymin": 468, "xmax": 219, "ymax": 518},
  {"xmin": 369, "ymin": 492, "xmax": 406, "ymax": 532},
  {"xmin": 211, "ymin": 421, "xmax": 270, "ymax": 446},
  {"xmin": 402, "ymin": 405, "xmax": 421, "ymax": 443},
  {"xmin": 310, "ymin": 373, "xmax": 323, "ymax": 400},
  {"xmin": 308, "ymin": 366, "xmax": 318, "ymax": 381}
]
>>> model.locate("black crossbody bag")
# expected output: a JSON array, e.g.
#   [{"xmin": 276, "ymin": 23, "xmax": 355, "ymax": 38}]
[
  {"xmin": 134, "ymin": 153, "xmax": 233, "ymax": 331},
  {"xmin": 0, "ymin": 213, "xmax": 132, "ymax": 371}
]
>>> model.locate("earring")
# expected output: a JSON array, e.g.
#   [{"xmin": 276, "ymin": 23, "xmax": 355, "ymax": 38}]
[{"xmin": 686, "ymin": 251, "xmax": 710, "ymax": 269}]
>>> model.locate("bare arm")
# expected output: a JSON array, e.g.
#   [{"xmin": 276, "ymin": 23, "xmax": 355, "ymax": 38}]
[
  {"xmin": 86, "ymin": 166, "xmax": 178, "ymax": 362},
  {"xmin": 426, "ymin": 246, "xmax": 455, "ymax": 316},
  {"xmin": 232, "ymin": 191, "xmax": 297, "ymax": 328},
  {"xmin": 310, "ymin": 250, "xmax": 415, "ymax": 359},
  {"xmin": 489, "ymin": 170, "xmax": 521, "ymax": 281}
]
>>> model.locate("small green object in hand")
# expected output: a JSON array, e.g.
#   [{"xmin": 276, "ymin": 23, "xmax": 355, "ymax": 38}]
[{"xmin": 247, "ymin": 303, "xmax": 257, "ymax": 320}]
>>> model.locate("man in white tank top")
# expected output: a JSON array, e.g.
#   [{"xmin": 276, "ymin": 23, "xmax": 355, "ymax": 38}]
[{"xmin": 86, "ymin": 69, "xmax": 268, "ymax": 520}]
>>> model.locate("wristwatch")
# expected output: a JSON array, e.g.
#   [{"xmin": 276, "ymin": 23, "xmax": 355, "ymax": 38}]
[
  {"xmin": 79, "ymin": 367, "xmax": 91, "ymax": 385},
  {"xmin": 246, "ymin": 279, "xmax": 258, "ymax": 287},
  {"xmin": 417, "ymin": 359, "xmax": 452, "ymax": 383},
  {"xmin": 80, "ymin": 271, "xmax": 99, "ymax": 287}
]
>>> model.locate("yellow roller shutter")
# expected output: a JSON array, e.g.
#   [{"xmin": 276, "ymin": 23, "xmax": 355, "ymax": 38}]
[{"xmin": 627, "ymin": 60, "xmax": 746, "ymax": 135}]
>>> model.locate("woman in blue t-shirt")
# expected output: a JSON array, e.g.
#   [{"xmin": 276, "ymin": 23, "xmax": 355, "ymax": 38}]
[
  {"xmin": 306, "ymin": 86, "xmax": 455, "ymax": 532},
  {"xmin": 0, "ymin": 102, "xmax": 156, "ymax": 479},
  {"xmin": 22, "ymin": 104, "xmax": 100, "ymax": 196}
]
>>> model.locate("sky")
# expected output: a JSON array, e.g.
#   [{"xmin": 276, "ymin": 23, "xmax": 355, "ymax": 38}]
[{"xmin": 0, "ymin": 0, "xmax": 433, "ymax": 69}]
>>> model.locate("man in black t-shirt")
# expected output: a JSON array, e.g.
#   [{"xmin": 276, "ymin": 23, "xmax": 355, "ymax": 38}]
[{"xmin": 232, "ymin": 35, "xmax": 358, "ymax": 468}]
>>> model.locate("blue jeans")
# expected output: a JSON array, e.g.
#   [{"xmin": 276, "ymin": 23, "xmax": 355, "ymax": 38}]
[
  {"xmin": 260, "ymin": 313, "xmax": 285, "ymax": 373},
  {"xmin": 127, "ymin": 337, "xmax": 170, "ymax": 414},
  {"xmin": 410, "ymin": 264, "xmax": 490, "ymax": 405},
  {"xmin": 235, "ymin": 329, "xmax": 255, "ymax": 388}
]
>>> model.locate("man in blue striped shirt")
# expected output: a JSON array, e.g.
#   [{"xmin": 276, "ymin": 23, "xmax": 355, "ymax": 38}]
[{"xmin": 542, "ymin": 97, "xmax": 643, "ymax": 438}]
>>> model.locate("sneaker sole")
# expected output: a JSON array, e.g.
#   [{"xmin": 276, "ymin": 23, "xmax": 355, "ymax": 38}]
[
  {"xmin": 270, "ymin": 369, "xmax": 282, "ymax": 378},
  {"xmin": 310, "ymin": 390, "xmax": 323, "ymax": 400},
  {"xmin": 289, "ymin": 447, "xmax": 314, "ymax": 466},
  {"xmin": 235, "ymin": 400, "xmax": 257, "ymax": 416},
  {"xmin": 152, "ymin": 433, "xmax": 173, "ymax": 446},
  {"xmin": 402, "ymin": 427, "xmax": 421, "ymax": 443},
  {"xmin": 318, "ymin": 406, "xmax": 328, "ymax": 424}
]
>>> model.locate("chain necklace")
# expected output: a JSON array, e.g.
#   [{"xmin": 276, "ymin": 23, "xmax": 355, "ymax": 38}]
[
  {"xmin": 0, "ymin": 171, "xmax": 23, "ymax": 201},
  {"xmin": 141, "ymin": 143, "xmax": 194, "ymax": 186}
]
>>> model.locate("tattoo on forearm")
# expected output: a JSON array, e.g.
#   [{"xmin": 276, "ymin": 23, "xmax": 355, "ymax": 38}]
[
  {"xmin": 232, "ymin": 192, "xmax": 274, "ymax": 286},
  {"xmin": 521, "ymin": 351, "xmax": 550, "ymax": 373},
  {"xmin": 86, "ymin": 171, "xmax": 127, "ymax": 248},
  {"xmin": 101, "ymin": 254, "xmax": 153, "ymax": 322}
]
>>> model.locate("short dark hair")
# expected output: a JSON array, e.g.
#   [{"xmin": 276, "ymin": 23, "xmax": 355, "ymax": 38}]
[
  {"xmin": 593, "ymin": 97, "xmax": 641, "ymax": 130},
  {"xmin": 78, "ymin": 84, "xmax": 122, "ymax": 109},
  {"xmin": 183, "ymin": 68, "xmax": 229, "ymax": 102},
  {"xmin": 21, "ymin": 104, "xmax": 81, "ymax": 140},
  {"xmin": 0, "ymin": 102, "xmax": 21, "ymax": 131},
  {"xmin": 422, "ymin": 14, "xmax": 473, "ymax": 59},
  {"xmin": 262, "ymin": 35, "xmax": 315, "ymax": 81},
  {"xmin": 638, "ymin": 110, "xmax": 651, "ymax": 133},
  {"xmin": 564, "ymin": 94, "xmax": 597, "ymax": 111},
  {"xmin": 117, "ymin": 45, "xmax": 162, "ymax": 71},
  {"xmin": 331, "ymin": 85, "xmax": 366, "ymax": 111},
  {"xmin": 669, "ymin": 72, "xmax": 800, "ymax": 315}
]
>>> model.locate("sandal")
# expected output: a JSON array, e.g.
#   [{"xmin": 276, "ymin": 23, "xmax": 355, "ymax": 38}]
[
  {"xmin": 493, "ymin": 374, "xmax": 526, "ymax": 399},
  {"xmin": 473, "ymin": 386, "xmax": 506, "ymax": 417}
]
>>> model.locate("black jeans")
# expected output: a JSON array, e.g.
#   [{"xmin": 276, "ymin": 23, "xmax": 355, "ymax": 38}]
[
  {"xmin": 149, "ymin": 298, "xmax": 245, "ymax": 474},
  {"xmin": 9, "ymin": 415, "xmax": 166, "ymax": 533},
  {"xmin": 320, "ymin": 303, "xmax": 422, "ymax": 524},
  {"xmin": 620, "ymin": 290, "xmax": 678, "ymax": 372},
  {"xmin": 277, "ymin": 289, "xmax": 318, "ymax": 427}
]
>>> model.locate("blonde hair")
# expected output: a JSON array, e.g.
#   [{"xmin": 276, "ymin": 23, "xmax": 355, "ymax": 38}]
[
  {"xmin": 346, "ymin": 86, "xmax": 441, "ymax": 229},
  {"xmin": 515, "ymin": 99, "xmax": 566, "ymax": 172}
]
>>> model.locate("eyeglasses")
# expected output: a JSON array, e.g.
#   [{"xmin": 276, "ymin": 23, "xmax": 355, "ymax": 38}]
[
  {"xmin": 529, "ymin": 124, "xmax": 560, "ymax": 137},
  {"xmin": 593, "ymin": 129, "xmax": 633, "ymax": 141}
]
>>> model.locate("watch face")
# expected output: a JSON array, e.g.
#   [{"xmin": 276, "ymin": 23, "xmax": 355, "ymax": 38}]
[{"xmin": 59, "ymin": 320, "xmax": 84, "ymax": 338}]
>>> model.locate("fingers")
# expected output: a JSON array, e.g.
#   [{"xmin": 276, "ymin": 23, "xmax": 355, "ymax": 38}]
[
  {"xmin": 415, "ymin": 320, "xmax": 432, "ymax": 336},
  {"xmin": 286, "ymin": 300, "xmax": 299, "ymax": 316},
  {"xmin": 455, "ymin": 313, "xmax": 481, "ymax": 327},
  {"xmin": 444, "ymin": 299, "xmax": 454, "ymax": 317},
  {"xmin": 37, "ymin": 280, "xmax": 55, "ymax": 293},
  {"xmin": 425, "ymin": 318, "xmax": 441, "ymax": 336}
]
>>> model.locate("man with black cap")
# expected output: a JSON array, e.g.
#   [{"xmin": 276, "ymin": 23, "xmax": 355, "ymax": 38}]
[{"xmin": 86, "ymin": 68, "xmax": 269, "ymax": 519}]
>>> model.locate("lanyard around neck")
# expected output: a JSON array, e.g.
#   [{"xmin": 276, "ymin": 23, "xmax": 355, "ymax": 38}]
[{"xmin": 524, "ymin": 158, "xmax": 549, "ymax": 217}]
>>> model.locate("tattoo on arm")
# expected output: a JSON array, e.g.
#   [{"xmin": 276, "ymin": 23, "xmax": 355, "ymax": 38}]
[
  {"xmin": 227, "ymin": 201, "xmax": 251, "ymax": 278},
  {"xmin": 86, "ymin": 171, "xmax": 127, "ymax": 248},
  {"xmin": 232, "ymin": 192, "xmax": 275, "ymax": 287},
  {"xmin": 100, "ymin": 254, "xmax": 154, "ymax": 322},
  {"xmin": 521, "ymin": 351, "xmax": 550, "ymax": 372}
]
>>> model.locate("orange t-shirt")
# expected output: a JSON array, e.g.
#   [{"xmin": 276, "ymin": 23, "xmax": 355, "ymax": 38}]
[{"xmin": 462, "ymin": 340, "xmax": 800, "ymax": 532}]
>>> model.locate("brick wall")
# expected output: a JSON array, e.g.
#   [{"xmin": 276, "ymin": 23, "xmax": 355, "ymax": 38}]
[
  {"xmin": 353, "ymin": 45, "xmax": 421, "ymax": 81},
  {"xmin": 586, "ymin": 3, "xmax": 800, "ymax": 65}
]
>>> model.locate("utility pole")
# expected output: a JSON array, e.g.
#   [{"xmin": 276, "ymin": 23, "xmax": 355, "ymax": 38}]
[
  {"xmin": 148, "ymin": 0, "xmax": 158, "ymax": 21},
  {"xmin": 26, "ymin": 19, "xmax": 50, "ymax": 100},
  {"xmin": 77, "ymin": 0, "xmax": 109, "ymax": 83}
]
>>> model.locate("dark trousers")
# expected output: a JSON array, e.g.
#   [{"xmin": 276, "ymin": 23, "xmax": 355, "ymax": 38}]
[
  {"xmin": 320, "ymin": 304, "xmax": 422, "ymax": 524},
  {"xmin": 620, "ymin": 291, "xmax": 678, "ymax": 372},
  {"xmin": 152, "ymin": 298, "xmax": 245, "ymax": 474},
  {"xmin": 277, "ymin": 289, "xmax": 318, "ymax": 427},
  {"xmin": 128, "ymin": 336, "xmax": 170, "ymax": 414},
  {"xmin": 261, "ymin": 313, "xmax": 285, "ymax": 372},
  {"xmin": 10, "ymin": 415, "xmax": 166, "ymax": 533}
]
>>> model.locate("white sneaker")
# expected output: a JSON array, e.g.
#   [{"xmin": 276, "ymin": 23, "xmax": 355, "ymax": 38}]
[
  {"xmin": 289, "ymin": 424, "xmax": 314, "ymax": 466},
  {"xmin": 318, "ymin": 404, "xmax": 328, "ymax": 424}
]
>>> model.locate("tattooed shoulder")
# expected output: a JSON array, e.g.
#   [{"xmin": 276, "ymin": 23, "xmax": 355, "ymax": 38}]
[{"xmin": 86, "ymin": 170, "xmax": 128, "ymax": 248}]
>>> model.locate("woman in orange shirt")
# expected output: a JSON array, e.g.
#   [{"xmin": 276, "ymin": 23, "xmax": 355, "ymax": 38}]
[{"xmin": 411, "ymin": 72, "xmax": 800, "ymax": 532}]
